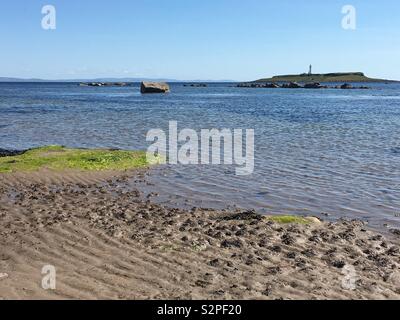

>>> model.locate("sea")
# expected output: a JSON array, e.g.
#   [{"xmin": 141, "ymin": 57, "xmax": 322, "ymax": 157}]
[{"xmin": 1, "ymin": 82, "xmax": 399, "ymax": 231}]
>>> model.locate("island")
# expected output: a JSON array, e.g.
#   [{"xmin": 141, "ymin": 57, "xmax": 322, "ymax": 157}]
[
  {"xmin": 255, "ymin": 71, "xmax": 393, "ymax": 83},
  {"xmin": 237, "ymin": 67, "xmax": 398, "ymax": 89}
]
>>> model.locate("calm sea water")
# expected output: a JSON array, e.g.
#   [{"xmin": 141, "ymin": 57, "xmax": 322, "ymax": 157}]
[{"xmin": 1, "ymin": 82, "xmax": 400, "ymax": 231}]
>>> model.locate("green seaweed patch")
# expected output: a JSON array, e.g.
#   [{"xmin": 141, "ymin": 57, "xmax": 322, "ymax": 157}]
[
  {"xmin": 0, "ymin": 145, "xmax": 148, "ymax": 173},
  {"xmin": 266, "ymin": 215, "xmax": 317, "ymax": 224}
]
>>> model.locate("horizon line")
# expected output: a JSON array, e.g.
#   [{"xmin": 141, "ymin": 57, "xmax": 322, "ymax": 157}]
[{"xmin": 1, "ymin": 71, "xmax": 398, "ymax": 83}]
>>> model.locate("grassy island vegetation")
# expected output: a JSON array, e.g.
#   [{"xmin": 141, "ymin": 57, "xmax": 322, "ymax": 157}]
[{"xmin": 256, "ymin": 72, "xmax": 393, "ymax": 83}]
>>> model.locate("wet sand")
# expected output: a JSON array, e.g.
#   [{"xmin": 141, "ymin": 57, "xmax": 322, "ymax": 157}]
[{"xmin": 0, "ymin": 170, "xmax": 399, "ymax": 300}]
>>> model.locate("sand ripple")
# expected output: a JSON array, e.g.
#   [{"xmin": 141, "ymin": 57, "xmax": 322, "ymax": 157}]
[{"xmin": 1, "ymin": 171, "xmax": 399, "ymax": 300}]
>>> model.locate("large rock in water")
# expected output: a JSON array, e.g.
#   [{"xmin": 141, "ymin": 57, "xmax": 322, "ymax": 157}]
[{"xmin": 140, "ymin": 81, "xmax": 170, "ymax": 94}]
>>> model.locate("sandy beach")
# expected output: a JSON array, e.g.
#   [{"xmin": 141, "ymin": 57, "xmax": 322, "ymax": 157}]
[
  {"xmin": 2, "ymin": 0, "xmax": 400, "ymax": 308},
  {"xmin": 0, "ymin": 169, "xmax": 399, "ymax": 300}
]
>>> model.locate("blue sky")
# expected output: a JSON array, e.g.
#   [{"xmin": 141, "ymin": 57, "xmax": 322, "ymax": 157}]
[{"xmin": 0, "ymin": 0, "xmax": 399, "ymax": 80}]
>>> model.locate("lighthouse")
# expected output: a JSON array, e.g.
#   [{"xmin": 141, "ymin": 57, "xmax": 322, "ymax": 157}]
[{"xmin": 308, "ymin": 64, "xmax": 312, "ymax": 76}]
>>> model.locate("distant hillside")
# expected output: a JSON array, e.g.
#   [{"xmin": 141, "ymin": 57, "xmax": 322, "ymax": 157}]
[
  {"xmin": 0, "ymin": 77, "xmax": 47, "ymax": 82},
  {"xmin": 0, "ymin": 77, "xmax": 181, "ymax": 83},
  {"xmin": 0, "ymin": 77, "xmax": 234, "ymax": 83},
  {"xmin": 256, "ymin": 72, "xmax": 395, "ymax": 83}
]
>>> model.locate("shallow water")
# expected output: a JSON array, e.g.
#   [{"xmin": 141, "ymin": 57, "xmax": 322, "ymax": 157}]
[{"xmin": 1, "ymin": 82, "xmax": 399, "ymax": 231}]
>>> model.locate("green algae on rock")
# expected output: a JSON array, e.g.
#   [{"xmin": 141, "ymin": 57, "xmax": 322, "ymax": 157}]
[{"xmin": 0, "ymin": 145, "xmax": 148, "ymax": 173}]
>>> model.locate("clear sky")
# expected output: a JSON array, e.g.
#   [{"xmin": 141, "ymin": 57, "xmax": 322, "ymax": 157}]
[{"xmin": 1, "ymin": 0, "xmax": 399, "ymax": 81}]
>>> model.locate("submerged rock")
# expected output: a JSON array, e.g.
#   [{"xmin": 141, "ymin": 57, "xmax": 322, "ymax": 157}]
[
  {"xmin": 219, "ymin": 210, "xmax": 263, "ymax": 221},
  {"xmin": 79, "ymin": 82, "xmax": 130, "ymax": 87},
  {"xmin": 140, "ymin": 81, "xmax": 170, "ymax": 94},
  {"xmin": 184, "ymin": 83, "xmax": 207, "ymax": 87},
  {"xmin": 340, "ymin": 83, "xmax": 352, "ymax": 89},
  {"xmin": 335, "ymin": 83, "xmax": 371, "ymax": 90},
  {"xmin": 0, "ymin": 149, "xmax": 25, "ymax": 157},
  {"xmin": 266, "ymin": 83, "xmax": 281, "ymax": 88},
  {"xmin": 237, "ymin": 82, "xmax": 281, "ymax": 88},
  {"xmin": 282, "ymin": 82, "xmax": 302, "ymax": 88},
  {"xmin": 304, "ymin": 82, "xmax": 326, "ymax": 89},
  {"xmin": 390, "ymin": 229, "xmax": 400, "ymax": 237}
]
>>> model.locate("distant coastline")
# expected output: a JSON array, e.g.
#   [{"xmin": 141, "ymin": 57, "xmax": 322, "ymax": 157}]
[
  {"xmin": 0, "ymin": 77, "xmax": 234, "ymax": 83},
  {"xmin": 1, "ymin": 72, "xmax": 398, "ymax": 84}
]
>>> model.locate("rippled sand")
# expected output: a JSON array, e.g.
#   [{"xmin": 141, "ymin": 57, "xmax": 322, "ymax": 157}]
[{"xmin": 1, "ymin": 170, "xmax": 399, "ymax": 300}]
